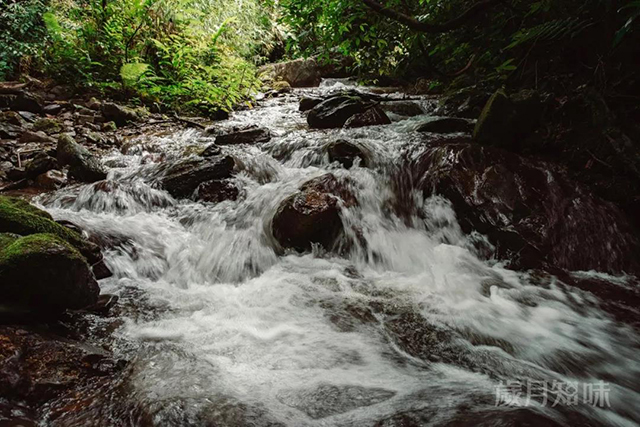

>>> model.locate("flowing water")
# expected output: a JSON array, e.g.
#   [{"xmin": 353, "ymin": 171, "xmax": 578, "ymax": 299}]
[{"xmin": 35, "ymin": 81, "xmax": 640, "ymax": 426}]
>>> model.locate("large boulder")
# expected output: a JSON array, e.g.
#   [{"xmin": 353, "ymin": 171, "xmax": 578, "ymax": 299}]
[
  {"xmin": 307, "ymin": 95, "xmax": 372, "ymax": 129},
  {"xmin": 260, "ymin": 58, "xmax": 322, "ymax": 87},
  {"xmin": 0, "ymin": 233, "xmax": 99, "ymax": 311},
  {"xmin": 416, "ymin": 117, "xmax": 474, "ymax": 134},
  {"xmin": 101, "ymin": 102, "xmax": 140, "ymax": 126},
  {"xmin": 272, "ymin": 174, "xmax": 355, "ymax": 252},
  {"xmin": 160, "ymin": 155, "xmax": 235, "ymax": 198},
  {"xmin": 344, "ymin": 106, "xmax": 391, "ymax": 128},
  {"xmin": 0, "ymin": 196, "xmax": 101, "ymax": 265},
  {"xmin": 57, "ymin": 134, "xmax": 107, "ymax": 182},
  {"xmin": 11, "ymin": 91, "xmax": 44, "ymax": 114},
  {"xmin": 405, "ymin": 142, "xmax": 640, "ymax": 273}
]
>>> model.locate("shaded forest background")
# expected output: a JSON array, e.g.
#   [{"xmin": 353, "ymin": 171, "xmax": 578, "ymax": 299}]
[{"xmin": 1, "ymin": 0, "xmax": 639, "ymax": 112}]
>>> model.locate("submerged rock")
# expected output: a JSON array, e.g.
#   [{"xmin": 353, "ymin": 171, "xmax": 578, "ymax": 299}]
[
  {"xmin": 380, "ymin": 101, "xmax": 424, "ymax": 117},
  {"xmin": 406, "ymin": 142, "xmax": 640, "ymax": 273},
  {"xmin": 195, "ymin": 179, "xmax": 239, "ymax": 203},
  {"xmin": 160, "ymin": 155, "xmax": 235, "ymax": 198},
  {"xmin": 0, "ymin": 233, "xmax": 99, "ymax": 311},
  {"xmin": 272, "ymin": 174, "xmax": 355, "ymax": 252},
  {"xmin": 326, "ymin": 139, "xmax": 368, "ymax": 168},
  {"xmin": 344, "ymin": 105, "xmax": 391, "ymax": 128},
  {"xmin": 57, "ymin": 134, "xmax": 107, "ymax": 183},
  {"xmin": 417, "ymin": 117, "xmax": 473, "ymax": 134}
]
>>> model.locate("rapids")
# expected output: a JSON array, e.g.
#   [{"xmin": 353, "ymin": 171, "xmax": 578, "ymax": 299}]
[{"xmin": 35, "ymin": 80, "xmax": 640, "ymax": 426}]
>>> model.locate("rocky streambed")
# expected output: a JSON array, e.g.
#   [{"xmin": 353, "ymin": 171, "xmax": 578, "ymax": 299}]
[{"xmin": 1, "ymin": 78, "xmax": 639, "ymax": 426}]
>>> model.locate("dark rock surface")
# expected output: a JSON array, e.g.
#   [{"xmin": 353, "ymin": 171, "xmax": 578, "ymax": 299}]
[
  {"xmin": 56, "ymin": 134, "xmax": 107, "ymax": 183},
  {"xmin": 160, "ymin": 156, "xmax": 235, "ymax": 198},
  {"xmin": 272, "ymin": 174, "xmax": 355, "ymax": 252},
  {"xmin": 215, "ymin": 127, "xmax": 271, "ymax": 145},
  {"xmin": 307, "ymin": 94, "xmax": 372, "ymax": 129},
  {"xmin": 402, "ymin": 142, "xmax": 640, "ymax": 273},
  {"xmin": 326, "ymin": 139, "xmax": 368, "ymax": 168},
  {"xmin": 0, "ymin": 233, "xmax": 99, "ymax": 311},
  {"xmin": 344, "ymin": 105, "xmax": 391, "ymax": 128}
]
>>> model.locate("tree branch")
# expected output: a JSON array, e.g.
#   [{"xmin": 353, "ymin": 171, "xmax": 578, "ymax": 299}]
[{"xmin": 361, "ymin": 0, "xmax": 500, "ymax": 33}]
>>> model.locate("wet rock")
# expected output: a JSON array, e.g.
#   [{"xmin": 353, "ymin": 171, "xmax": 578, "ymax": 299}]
[
  {"xmin": 0, "ymin": 324, "xmax": 121, "ymax": 410},
  {"xmin": 56, "ymin": 134, "xmax": 107, "ymax": 183},
  {"xmin": 195, "ymin": 179, "xmax": 239, "ymax": 203},
  {"xmin": 201, "ymin": 143, "xmax": 222, "ymax": 157},
  {"xmin": 380, "ymin": 101, "xmax": 424, "ymax": 117},
  {"xmin": 25, "ymin": 153, "xmax": 57, "ymax": 178},
  {"xmin": 407, "ymin": 142, "xmax": 640, "ymax": 272},
  {"xmin": 101, "ymin": 102, "xmax": 139, "ymax": 126},
  {"xmin": 19, "ymin": 130, "xmax": 55, "ymax": 144},
  {"xmin": 326, "ymin": 139, "xmax": 368, "ymax": 168},
  {"xmin": 43, "ymin": 103, "xmax": 63, "ymax": 116},
  {"xmin": 307, "ymin": 94, "xmax": 372, "ymax": 129},
  {"xmin": 160, "ymin": 155, "xmax": 235, "ymax": 198},
  {"xmin": 344, "ymin": 105, "xmax": 391, "ymax": 128},
  {"xmin": 35, "ymin": 169, "xmax": 67, "ymax": 190},
  {"xmin": 215, "ymin": 127, "xmax": 271, "ymax": 145},
  {"xmin": 417, "ymin": 117, "xmax": 474, "ymax": 134},
  {"xmin": 18, "ymin": 111, "xmax": 37, "ymax": 123},
  {"xmin": 6, "ymin": 167, "xmax": 26, "ymax": 182},
  {"xmin": 0, "ymin": 94, "xmax": 17, "ymax": 109},
  {"xmin": 299, "ymin": 96, "xmax": 323, "ymax": 112},
  {"xmin": 272, "ymin": 174, "xmax": 355, "ymax": 252},
  {"xmin": 0, "ymin": 233, "xmax": 99, "ymax": 311},
  {"xmin": 0, "ymin": 196, "xmax": 101, "ymax": 264},
  {"xmin": 12, "ymin": 92, "xmax": 44, "ymax": 114}
]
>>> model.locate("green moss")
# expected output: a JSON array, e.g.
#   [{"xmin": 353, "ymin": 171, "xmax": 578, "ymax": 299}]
[
  {"xmin": 0, "ymin": 196, "xmax": 96, "ymax": 260},
  {"xmin": 0, "ymin": 233, "xmax": 85, "ymax": 267},
  {"xmin": 0, "ymin": 233, "xmax": 19, "ymax": 251},
  {"xmin": 0, "ymin": 197, "xmax": 52, "ymax": 219}
]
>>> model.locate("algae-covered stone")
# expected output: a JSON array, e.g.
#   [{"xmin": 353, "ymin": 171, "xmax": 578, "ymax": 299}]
[
  {"xmin": 0, "ymin": 233, "xmax": 99, "ymax": 310},
  {"xmin": 0, "ymin": 196, "xmax": 100, "ymax": 263}
]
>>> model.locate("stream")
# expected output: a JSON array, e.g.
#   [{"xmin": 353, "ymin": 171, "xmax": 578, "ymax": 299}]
[{"xmin": 34, "ymin": 80, "xmax": 640, "ymax": 426}]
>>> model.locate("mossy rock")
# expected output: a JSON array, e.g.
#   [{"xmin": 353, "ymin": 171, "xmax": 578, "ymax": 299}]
[
  {"xmin": 0, "ymin": 233, "xmax": 99, "ymax": 310},
  {"xmin": 0, "ymin": 196, "xmax": 100, "ymax": 263},
  {"xmin": 0, "ymin": 233, "xmax": 19, "ymax": 251},
  {"xmin": 33, "ymin": 118, "xmax": 64, "ymax": 135}
]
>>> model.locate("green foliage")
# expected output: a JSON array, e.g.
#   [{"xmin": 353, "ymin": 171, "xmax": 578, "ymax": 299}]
[
  {"xmin": 0, "ymin": 0, "xmax": 49, "ymax": 79},
  {"xmin": 279, "ymin": 0, "xmax": 639, "ymax": 86}
]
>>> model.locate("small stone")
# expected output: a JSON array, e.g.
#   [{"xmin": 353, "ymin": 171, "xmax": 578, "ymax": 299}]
[{"xmin": 19, "ymin": 130, "xmax": 55, "ymax": 144}]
